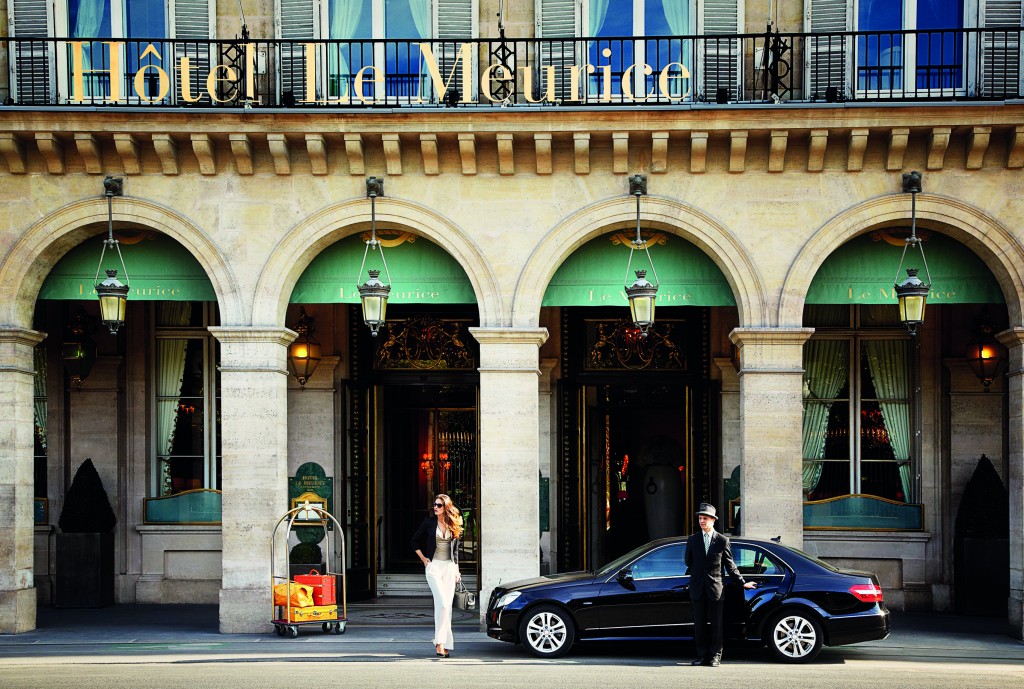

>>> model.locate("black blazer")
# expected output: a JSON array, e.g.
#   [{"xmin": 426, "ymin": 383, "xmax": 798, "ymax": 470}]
[
  {"xmin": 411, "ymin": 516, "xmax": 460, "ymax": 566},
  {"xmin": 684, "ymin": 530, "xmax": 745, "ymax": 601}
]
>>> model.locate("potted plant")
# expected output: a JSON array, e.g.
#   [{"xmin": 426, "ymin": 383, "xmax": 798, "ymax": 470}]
[{"xmin": 55, "ymin": 458, "xmax": 116, "ymax": 608}]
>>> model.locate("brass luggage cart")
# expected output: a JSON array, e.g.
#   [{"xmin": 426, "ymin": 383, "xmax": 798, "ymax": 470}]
[{"xmin": 270, "ymin": 502, "xmax": 347, "ymax": 638}]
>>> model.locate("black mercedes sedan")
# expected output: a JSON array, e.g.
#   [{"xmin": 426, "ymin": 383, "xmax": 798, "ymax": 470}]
[{"xmin": 486, "ymin": 537, "xmax": 889, "ymax": 662}]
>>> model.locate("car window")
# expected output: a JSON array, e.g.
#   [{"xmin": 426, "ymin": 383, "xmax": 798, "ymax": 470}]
[
  {"xmin": 731, "ymin": 545, "xmax": 783, "ymax": 576},
  {"xmin": 631, "ymin": 543, "xmax": 685, "ymax": 579}
]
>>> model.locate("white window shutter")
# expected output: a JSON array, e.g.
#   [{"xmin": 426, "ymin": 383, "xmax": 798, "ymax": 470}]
[
  {"xmin": 536, "ymin": 0, "xmax": 581, "ymax": 101},
  {"xmin": 8, "ymin": 0, "xmax": 53, "ymax": 104},
  {"xmin": 981, "ymin": 0, "xmax": 1022, "ymax": 96},
  {"xmin": 436, "ymin": 0, "xmax": 476, "ymax": 100},
  {"xmin": 171, "ymin": 0, "xmax": 214, "ymax": 102},
  {"xmin": 805, "ymin": 0, "xmax": 850, "ymax": 101},
  {"xmin": 277, "ymin": 0, "xmax": 320, "ymax": 101},
  {"xmin": 700, "ymin": 0, "xmax": 741, "ymax": 101}
]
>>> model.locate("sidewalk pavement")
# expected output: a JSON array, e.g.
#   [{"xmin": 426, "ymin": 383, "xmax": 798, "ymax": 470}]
[{"xmin": 2, "ymin": 602, "xmax": 1022, "ymax": 662}]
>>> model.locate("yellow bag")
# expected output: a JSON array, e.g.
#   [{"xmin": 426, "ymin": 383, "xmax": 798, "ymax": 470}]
[{"xmin": 273, "ymin": 582, "xmax": 314, "ymax": 608}]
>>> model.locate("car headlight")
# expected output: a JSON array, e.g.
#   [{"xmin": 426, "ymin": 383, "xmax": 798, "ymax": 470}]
[{"xmin": 495, "ymin": 591, "xmax": 521, "ymax": 608}]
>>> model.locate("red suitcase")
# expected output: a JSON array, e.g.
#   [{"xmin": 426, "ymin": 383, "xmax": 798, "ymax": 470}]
[{"xmin": 294, "ymin": 570, "xmax": 337, "ymax": 606}]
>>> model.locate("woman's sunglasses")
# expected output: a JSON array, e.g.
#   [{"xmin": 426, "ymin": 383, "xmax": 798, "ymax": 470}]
[{"xmin": 433, "ymin": 503, "xmax": 444, "ymax": 508}]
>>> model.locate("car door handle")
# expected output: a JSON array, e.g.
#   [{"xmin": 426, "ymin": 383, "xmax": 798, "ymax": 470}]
[{"xmin": 672, "ymin": 584, "xmax": 689, "ymax": 591}]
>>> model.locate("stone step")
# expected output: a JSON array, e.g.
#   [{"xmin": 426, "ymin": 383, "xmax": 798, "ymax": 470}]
[{"xmin": 376, "ymin": 573, "xmax": 478, "ymax": 598}]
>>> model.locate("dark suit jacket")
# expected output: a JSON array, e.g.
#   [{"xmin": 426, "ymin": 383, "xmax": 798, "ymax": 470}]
[
  {"xmin": 685, "ymin": 530, "xmax": 745, "ymax": 601},
  {"xmin": 410, "ymin": 516, "xmax": 460, "ymax": 566}
]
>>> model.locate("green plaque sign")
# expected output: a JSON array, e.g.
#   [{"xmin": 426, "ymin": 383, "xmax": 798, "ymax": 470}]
[
  {"xmin": 539, "ymin": 476, "xmax": 550, "ymax": 533},
  {"xmin": 288, "ymin": 462, "xmax": 333, "ymax": 542}
]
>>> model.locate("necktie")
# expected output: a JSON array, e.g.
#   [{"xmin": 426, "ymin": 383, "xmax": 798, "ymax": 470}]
[{"xmin": 704, "ymin": 532, "xmax": 711, "ymax": 554}]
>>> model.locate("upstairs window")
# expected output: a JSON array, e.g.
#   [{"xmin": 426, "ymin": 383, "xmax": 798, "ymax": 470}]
[{"xmin": 8, "ymin": 0, "xmax": 213, "ymax": 104}]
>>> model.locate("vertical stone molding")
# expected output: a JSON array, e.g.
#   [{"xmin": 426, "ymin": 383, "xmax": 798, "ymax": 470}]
[
  {"xmin": 469, "ymin": 327, "xmax": 549, "ymax": 622},
  {"xmin": 208, "ymin": 327, "xmax": 296, "ymax": 634},
  {"xmin": 0, "ymin": 328, "xmax": 46, "ymax": 634},
  {"xmin": 997, "ymin": 327, "xmax": 1024, "ymax": 639},
  {"xmin": 728, "ymin": 327, "xmax": 814, "ymax": 549}
]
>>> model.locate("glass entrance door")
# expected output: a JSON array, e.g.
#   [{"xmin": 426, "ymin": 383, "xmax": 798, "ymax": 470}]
[
  {"xmin": 383, "ymin": 389, "xmax": 478, "ymax": 570},
  {"xmin": 584, "ymin": 384, "xmax": 693, "ymax": 569}
]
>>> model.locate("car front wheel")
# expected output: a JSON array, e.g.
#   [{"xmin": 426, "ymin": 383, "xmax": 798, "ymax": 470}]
[
  {"xmin": 767, "ymin": 610, "xmax": 823, "ymax": 663},
  {"xmin": 518, "ymin": 605, "xmax": 576, "ymax": 658}
]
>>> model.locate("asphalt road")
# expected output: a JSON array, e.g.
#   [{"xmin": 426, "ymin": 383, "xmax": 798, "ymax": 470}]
[{"xmin": 1, "ymin": 607, "xmax": 1021, "ymax": 688}]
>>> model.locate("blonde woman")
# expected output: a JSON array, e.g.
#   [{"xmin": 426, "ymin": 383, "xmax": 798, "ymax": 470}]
[{"xmin": 411, "ymin": 493, "xmax": 463, "ymax": 658}]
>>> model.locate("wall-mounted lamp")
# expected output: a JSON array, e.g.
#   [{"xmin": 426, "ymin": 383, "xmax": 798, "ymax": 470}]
[
  {"xmin": 288, "ymin": 307, "xmax": 322, "ymax": 388},
  {"xmin": 965, "ymin": 314, "xmax": 1006, "ymax": 391},
  {"xmin": 95, "ymin": 176, "xmax": 130, "ymax": 334},
  {"xmin": 893, "ymin": 171, "xmax": 931, "ymax": 335},
  {"xmin": 623, "ymin": 174, "xmax": 659, "ymax": 337},
  {"xmin": 61, "ymin": 309, "xmax": 97, "ymax": 390},
  {"xmin": 356, "ymin": 177, "xmax": 392, "ymax": 337}
]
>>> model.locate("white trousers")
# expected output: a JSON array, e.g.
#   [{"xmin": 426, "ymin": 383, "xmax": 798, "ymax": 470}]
[{"xmin": 425, "ymin": 559, "xmax": 458, "ymax": 649}]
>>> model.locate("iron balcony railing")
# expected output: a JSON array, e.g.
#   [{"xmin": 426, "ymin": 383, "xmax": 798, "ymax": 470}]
[{"xmin": 2, "ymin": 26, "xmax": 1021, "ymax": 109}]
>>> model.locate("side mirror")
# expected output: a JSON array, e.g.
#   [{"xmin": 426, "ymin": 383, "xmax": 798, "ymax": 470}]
[{"xmin": 617, "ymin": 568, "xmax": 634, "ymax": 584}]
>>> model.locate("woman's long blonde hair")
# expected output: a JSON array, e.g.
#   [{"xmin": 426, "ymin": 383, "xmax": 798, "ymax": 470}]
[{"xmin": 434, "ymin": 494, "xmax": 463, "ymax": 539}]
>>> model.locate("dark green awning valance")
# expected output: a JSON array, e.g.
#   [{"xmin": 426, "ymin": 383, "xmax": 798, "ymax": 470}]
[
  {"xmin": 39, "ymin": 233, "xmax": 216, "ymax": 301},
  {"xmin": 291, "ymin": 231, "xmax": 475, "ymax": 303},
  {"xmin": 542, "ymin": 232, "xmax": 736, "ymax": 307},
  {"xmin": 806, "ymin": 232, "xmax": 1004, "ymax": 304}
]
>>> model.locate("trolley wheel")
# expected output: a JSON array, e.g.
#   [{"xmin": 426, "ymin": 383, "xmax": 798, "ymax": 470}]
[
  {"xmin": 287, "ymin": 626, "xmax": 299, "ymax": 638},
  {"xmin": 335, "ymin": 621, "xmax": 346, "ymax": 635},
  {"xmin": 274, "ymin": 624, "xmax": 285, "ymax": 636},
  {"xmin": 322, "ymin": 622, "xmax": 331, "ymax": 632}
]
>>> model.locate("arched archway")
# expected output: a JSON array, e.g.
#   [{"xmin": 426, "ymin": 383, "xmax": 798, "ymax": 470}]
[
  {"xmin": 252, "ymin": 197, "xmax": 502, "ymax": 326},
  {"xmin": 0, "ymin": 197, "xmax": 242, "ymax": 326},
  {"xmin": 511, "ymin": 195, "xmax": 768, "ymax": 328},
  {"xmin": 779, "ymin": 193, "xmax": 1024, "ymax": 326}
]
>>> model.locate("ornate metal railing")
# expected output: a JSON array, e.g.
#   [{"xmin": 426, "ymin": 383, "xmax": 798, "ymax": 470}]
[{"xmin": 2, "ymin": 26, "xmax": 1021, "ymax": 109}]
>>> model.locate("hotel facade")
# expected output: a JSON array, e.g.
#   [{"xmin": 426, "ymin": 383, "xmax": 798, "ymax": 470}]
[{"xmin": 1, "ymin": 0, "xmax": 1022, "ymax": 638}]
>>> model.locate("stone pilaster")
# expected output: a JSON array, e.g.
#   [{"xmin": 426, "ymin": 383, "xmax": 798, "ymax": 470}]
[
  {"xmin": 0, "ymin": 328, "xmax": 46, "ymax": 634},
  {"xmin": 208, "ymin": 327, "xmax": 296, "ymax": 634},
  {"xmin": 729, "ymin": 328, "xmax": 813, "ymax": 549},
  {"xmin": 469, "ymin": 328, "xmax": 549, "ymax": 620},
  {"xmin": 997, "ymin": 327, "xmax": 1024, "ymax": 639}
]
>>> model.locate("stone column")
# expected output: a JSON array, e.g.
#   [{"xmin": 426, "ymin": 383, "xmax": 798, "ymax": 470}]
[
  {"xmin": 209, "ymin": 327, "xmax": 295, "ymax": 633},
  {"xmin": 470, "ymin": 327, "xmax": 548, "ymax": 616},
  {"xmin": 0, "ymin": 328, "xmax": 46, "ymax": 634},
  {"xmin": 729, "ymin": 328, "xmax": 813, "ymax": 549},
  {"xmin": 998, "ymin": 328, "xmax": 1024, "ymax": 639}
]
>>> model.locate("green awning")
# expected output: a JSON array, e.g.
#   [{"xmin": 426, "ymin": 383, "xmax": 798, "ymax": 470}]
[
  {"xmin": 806, "ymin": 232, "xmax": 1004, "ymax": 304},
  {"xmin": 291, "ymin": 231, "xmax": 475, "ymax": 303},
  {"xmin": 542, "ymin": 231, "xmax": 736, "ymax": 307},
  {"xmin": 39, "ymin": 233, "xmax": 216, "ymax": 301}
]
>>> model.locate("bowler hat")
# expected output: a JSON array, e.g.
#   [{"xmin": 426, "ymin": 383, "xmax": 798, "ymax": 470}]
[{"xmin": 696, "ymin": 503, "xmax": 718, "ymax": 520}]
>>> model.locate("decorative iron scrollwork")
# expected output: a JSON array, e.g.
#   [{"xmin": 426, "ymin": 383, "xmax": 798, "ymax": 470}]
[
  {"xmin": 585, "ymin": 320, "xmax": 686, "ymax": 371},
  {"xmin": 374, "ymin": 316, "xmax": 475, "ymax": 370}
]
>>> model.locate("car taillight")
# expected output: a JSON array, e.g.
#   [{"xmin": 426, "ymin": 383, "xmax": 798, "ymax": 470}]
[{"xmin": 849, "ymin": 583, "xmax": 883, "ymax": 603}]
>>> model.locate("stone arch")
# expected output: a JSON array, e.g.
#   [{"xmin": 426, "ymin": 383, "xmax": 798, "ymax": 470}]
[
  {"xmin": 0, "ymin": 197, "xmax": 244, "ymax": 326},
  {"xmin": 511, "ymin": 195, "xmax": 769, "ymax": 328},
  {"xmin": 779, "ymin": 194, "xmax": 1024, "ymax": 326},
  {"xmin": 252, "ymin": 197, "xmax": 503, "ymax": 326}
]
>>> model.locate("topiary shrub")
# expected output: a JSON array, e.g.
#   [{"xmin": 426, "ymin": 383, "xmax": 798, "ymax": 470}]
[{"xmin": 58, "ymin": 458, "xmax": 116, "ymax": 534}]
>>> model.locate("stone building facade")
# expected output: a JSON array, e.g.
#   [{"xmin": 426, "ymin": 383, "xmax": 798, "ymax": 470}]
[{"xmin": 0, "ymin": 0, "xmax": 1022, "ymax": 639}]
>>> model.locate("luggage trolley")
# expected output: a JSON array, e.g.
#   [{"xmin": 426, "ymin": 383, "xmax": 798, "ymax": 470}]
[{"xmin": 270, "ymin": 502, "xmax": 348, "ymax": 637}]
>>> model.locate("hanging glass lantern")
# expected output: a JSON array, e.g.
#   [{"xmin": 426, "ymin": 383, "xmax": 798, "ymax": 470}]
[
  {"xmin": 356, "ymin": 176, "xmax": 393, "ymax": 336},
  {"xmin": 623, "ymin": 174, "xmax": 659, "ymax": 337},
  {"xmin": 892, "ymin": 171, "xmax": 932, "ymax": 335},
  {"xmin": 95, "ymin": 176, "xmax": 130, "ymax": 334}
]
